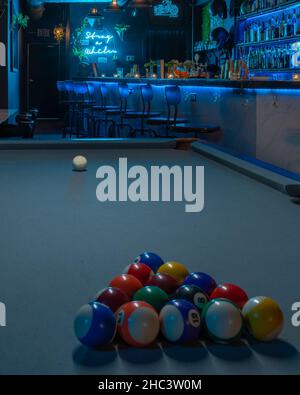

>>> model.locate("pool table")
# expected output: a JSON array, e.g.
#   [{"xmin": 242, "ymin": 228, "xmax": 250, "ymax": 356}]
[{"xmin": 0, "ymin": 139, "xmax": 299, "ymax": 375}]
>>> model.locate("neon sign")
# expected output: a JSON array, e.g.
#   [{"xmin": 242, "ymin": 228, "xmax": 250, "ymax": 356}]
[
  {"xmin": 154, "ymin": 0, "xmax": 179, "ymax": 18},
  {"xmin": 291, "ymin": 42, "xmax": 300, "ymax": 68},
  {"xmin": 83, "ymin": 30, "xmax": 117, "ymax": 57}
]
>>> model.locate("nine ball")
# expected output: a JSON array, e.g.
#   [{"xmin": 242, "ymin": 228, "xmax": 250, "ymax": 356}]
[{"xmin": 242, "ymin": 296, "xmax": 284, "ymax": 341}]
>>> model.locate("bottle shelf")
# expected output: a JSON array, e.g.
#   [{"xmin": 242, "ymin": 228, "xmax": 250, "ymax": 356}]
[
  {"xmin": 237, "ymin": 34, "xmax": 300, "ymax": 47},
  {"xmin": 249, "ymin": 67, "xmax": 300, "ymax": 71},
  {"xmin": 237, "ymin": 0, "xmax": 300, "ymax": 21}
]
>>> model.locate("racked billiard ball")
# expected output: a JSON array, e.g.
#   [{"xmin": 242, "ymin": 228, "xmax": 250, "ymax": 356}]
[
  {"xmin": 159, "ymin": 299, "xmax": 201, "ymax": 343},
  {"xmin": 210, "ymin": 283, "xmax": 248, "ymax": 309},
  {"xmin": 109, "ymin": 274, "xmax": 143, "ymax": 299},
  {"xmin": 175, "ymin": 284, "xmax": 208, "ymax": 312},
  {"xmin": 157, "ymin": 261, "xmax": 189, "ymax": 284},
  {"xmin": 134, "ymin": 252, "xmax": 164, "ymax": 273},
  {"xmin": 74, "ymin": 302, "xmax": 116, "ymax": 347},
  {"xmin": 183, "ymin": 272, "xmax": 217, "ymax": 296},
  {"xmin": 123, "ymin": 263, "xmax": 154, "ymax": 285},
  {"xmin": 146, "ymin": 273, "xmax": 180, "ymax": 295},
  {"xmin": 201, "ymin": 298, "xmax": 243, "ymax": 343},
  {"xmin": 133, "ymin": 286, "xmax": 169, "ymax": 312},
  {"xmin": 95, "ymin": 287, "xmax": 130, "ymax": 313},
  {"xmin": 242, "ymin": 296, "xmax": 284, "ymax": 341},
  {"xmin": 116, "ymin": 301, "xmax": 160, "ymax": 347}
]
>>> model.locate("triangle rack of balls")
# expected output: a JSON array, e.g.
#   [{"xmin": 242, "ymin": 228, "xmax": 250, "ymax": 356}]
[{"xmin": 74, "ymin": 252, "xmax": 284, "ymax": 348}]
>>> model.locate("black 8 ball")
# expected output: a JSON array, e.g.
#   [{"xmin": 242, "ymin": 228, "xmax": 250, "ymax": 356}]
[{"xmin": 175, "ymin": 284, "xmax": 208, "ymax": 312}]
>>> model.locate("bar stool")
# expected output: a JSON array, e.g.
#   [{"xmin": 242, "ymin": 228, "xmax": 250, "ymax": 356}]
[
  {"xmin": 99, "ymin": 83, "xmax": 136, "ymax": 137},
  {"xmin": 146, "ymin": 85, "xmax": 189, "ymax": 137},
  {"xmin": 57, "ymin": 81, "xmax": 78, "ymax": 138},
  {"xmin": 90, "ymin": 82, "xmax": 120, "ymax": 137},
  {"xmin": 168, "ymin": 86, "xmax": 220, "ymax": 139},
  {"xmin": 122, "ymin": 84, "xmax": 160, "ymax": 137},
  {"xmin": 72, "ymin": 82, "xmax": 95, "ymax": 138}
]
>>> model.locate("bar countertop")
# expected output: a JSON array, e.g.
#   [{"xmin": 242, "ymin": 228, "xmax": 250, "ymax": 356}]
[{"xmin": 74, "ymin": 77, "xmax": 300, "ymax": 90}]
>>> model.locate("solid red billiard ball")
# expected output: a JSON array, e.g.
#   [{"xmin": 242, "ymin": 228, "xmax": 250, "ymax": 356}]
[
  {"xmin": 123, "ymin": 263, "xmax": 154, "ymax": 285},
  {"xmin": 109, "ymin": 274, "xmax": 143, "ymax": 299},
  {"xmin": 95, "ymin": 287, "xmax": 130, "ymax": 313},
  {"xmin": 210, "ymin": 283, "xmax": 248, "ymax": 309},
  {"xmin": 145, "ymin": 273, "xmax": 180, "ymax": 295},
  {"xmin": 116, "ymin": 301, "xmax": 160, "ymax": 347}
]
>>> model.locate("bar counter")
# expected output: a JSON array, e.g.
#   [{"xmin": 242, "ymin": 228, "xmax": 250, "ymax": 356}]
[
  {"xmin": 76, "ymin": 77, "xmax": 300, "ymax": 176},
  {"xmin": 76, "ymin": 77, "xmax": 300, "ymax": 90}
]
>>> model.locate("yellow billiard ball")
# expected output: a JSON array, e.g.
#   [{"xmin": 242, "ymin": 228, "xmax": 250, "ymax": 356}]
[{"xmin": 157, "ymin": 261, "xmax": 189, "ymax": 284}]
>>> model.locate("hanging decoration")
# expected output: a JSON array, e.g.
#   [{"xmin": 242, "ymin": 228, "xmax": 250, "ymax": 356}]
[
  {"xmin": 71, "ymin": 17, "xmax": 89, "ymax": 64},
  {"xmin": 53, "ymin": 25, "xmax": 64, "ymax": 42},
  {"xmin": 114, "ymin": 23, "xmax": 130, "ymax": 41},
  {"xmin": 11, "ymin": 13, "xmax": 29, "ymax": 31},
  {"xmin": 153, "ymin": 0, "xmax": 179, "ymax": 18}
]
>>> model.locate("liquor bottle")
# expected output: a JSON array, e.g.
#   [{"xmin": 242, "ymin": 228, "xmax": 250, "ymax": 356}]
[
  {"xmin": 286, "ymin": 13, "xmax": 293, "ymax": 37},
  {"xmin": 257, "ymin": 22, "xmax": 262, "ymax": 42},
  {"xmin": 261, "ymin": 21, "xmax": 265, "ymax": 42},
  {"xmin": 284, "ymin": 45, "xmax": 291, "ymax": 69},
  {"xmin": 266, "ymin": 19, "xmax": 273, "ymax": 40},
  {"xmin": 244, "ymin": 24, "xmax": 250, "ymax": 43},
  {"xmin": 292, "ymin": 9, "xmax": 298, "ymax": 36},
  {"xmin": 274, "ymin": 17, "xmax": 280, "ymax": 39},
  {"xmin": 250, "ymin": 23, "xmax": 255, "ymax": 42},
  {"xmin": 279, "ymin": 13, "xmax": 285, "ymax": 38}
]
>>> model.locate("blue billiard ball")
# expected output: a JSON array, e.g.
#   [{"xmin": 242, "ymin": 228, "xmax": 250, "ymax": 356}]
[
  {"xmin": 183, "ymin": 272, "xmax": 217, "ymax": 296},
  {"xmin": 159, "ymin": 299, "xmax": 201, "ymax": 343},
  {"xmin": 134, "ymin": 252, "xmax": 164, "ymax": 273},
  {"xmin": 74, "ymin": 302, "xmax": 116, "ymax": 347}
]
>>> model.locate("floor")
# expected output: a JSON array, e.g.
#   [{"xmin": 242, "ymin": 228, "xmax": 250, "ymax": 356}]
[{"xmin": 0, "ymin": 148, "xmax": 299, "ymax": 374}]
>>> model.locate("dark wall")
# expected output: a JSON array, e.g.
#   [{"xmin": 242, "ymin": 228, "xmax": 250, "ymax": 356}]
[
  {"xmin": 23, "ymin": 4, "xmax": 68, "ymax": 115},
  {"xmin": 0, "ymin": 0, "xmax": 22, "ymax": 112},
  {"xmin": 69, "ymin": 0, "xmax": 191, "ymax": 77},
  {"xmin": 20, "ymin": 1, "xmax": 191, "ymax": 115}
]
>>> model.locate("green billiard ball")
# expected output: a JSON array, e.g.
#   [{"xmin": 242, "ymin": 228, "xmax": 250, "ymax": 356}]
[{"xmin": 133, "ymin": 286, "xmax": 169, "ymax": 312}]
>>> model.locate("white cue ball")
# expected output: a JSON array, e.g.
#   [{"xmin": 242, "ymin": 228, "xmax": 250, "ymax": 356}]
[{"xmin": 72, "ymin": 155, "xmax": 87, "ymax": 171}]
